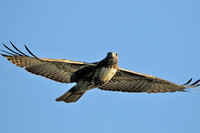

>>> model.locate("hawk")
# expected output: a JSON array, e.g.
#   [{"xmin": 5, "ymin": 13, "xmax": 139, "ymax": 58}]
[{"xmin": 1, "ymin": 42, "xmax": 200, "ymax": 103}]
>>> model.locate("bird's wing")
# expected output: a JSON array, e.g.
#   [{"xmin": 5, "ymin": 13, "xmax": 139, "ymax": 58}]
[
  {"xmin": 99, "ymin": 68, "xmax": 200, "ymax": 93},
  {"xmin": 1, "ymin": 42, "xmax": 93, "ymax": 83}
]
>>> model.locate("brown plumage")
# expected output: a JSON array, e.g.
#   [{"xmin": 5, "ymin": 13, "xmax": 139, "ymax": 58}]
[{"xmin": 1, "ymin": 42, "xmax": 200, "ymax": 103}]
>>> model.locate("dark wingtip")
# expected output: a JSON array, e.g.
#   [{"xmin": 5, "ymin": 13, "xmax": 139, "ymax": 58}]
[
  {"xmin": 24, "ymin": 45, "xmax": 39, "ymax": 59},
  {"xmin": 1, "ymin": 54, "xmax": 6, "ymax": 56},
  {"xmin": 183, "ymin": 79, "xmax": 200, "ymax": 88},
  {"xmin": 10, "ymin": 41, "xmax": 28, "ymax": 56},
  {"xmin": 9, "ymin": 41, "xmax": 13, "ymax": 45},
  {"xmin": 2, "ymin": 42, "xmax": 22, "ymax": 56},
  {"xmin": 182, "ymin": 78, "xmax": 192, "ymax": 85},
  {"xmin": 0, "ymin": 49, "xmax": 15, "ymax": 56},
  {"xmin": 190, "ymin": 79, "xmax": 200, "ymax": 86},
  {"xmin": 1, "ymin": 42, "xmax": 40, "ymax": 60},
  {"xmin": 194, "ymin": 83, "xmax": 200, "ymax": 87}
]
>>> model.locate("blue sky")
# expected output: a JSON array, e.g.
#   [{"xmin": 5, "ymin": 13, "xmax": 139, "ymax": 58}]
[{"xmin": 0, "ymin": 0, "xmax": 200, "ymax": 133}]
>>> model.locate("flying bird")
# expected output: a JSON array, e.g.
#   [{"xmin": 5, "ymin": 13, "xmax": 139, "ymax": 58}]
[{"xmin": 1, "ymin": 42, "xmax": 200, "ymax": 103}]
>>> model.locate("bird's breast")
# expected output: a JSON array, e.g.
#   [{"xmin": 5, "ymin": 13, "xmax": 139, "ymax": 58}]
[{"xmin": 98, "ymin": 67, "xmax": 117, "ymax": 82}]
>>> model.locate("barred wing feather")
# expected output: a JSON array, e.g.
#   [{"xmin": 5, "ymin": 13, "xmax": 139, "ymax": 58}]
[
  {"xmin": 1, "ymin": 42, "xmax": 91, "ymax": 83},
  {"xmin": 99, "ymin": 68, "xmax": 200, "ymax": 93}
]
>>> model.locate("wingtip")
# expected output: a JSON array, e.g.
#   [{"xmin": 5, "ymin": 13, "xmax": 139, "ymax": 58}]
[
  {"xmin": 1, "ymin": 42, "xmax": 23, "ymax": 56},
  {"xmin": 0, "ymin": 54, "xmax": 8, "ymax": 57},
  {"xmin": 183, "ymin": 78, "xmax": 200, "ymax": 88},
  {"xmin": 24, "ymin": 44, "xmax": 40, "ymax": 59},
  {"xmin": 1, "ymin": 41, "xmax": 38, "ymax": 58},
  {"xmin": 10, "ymin": 42, "xmax": 28, "ymax": 56},
  {"xmin": 0, "ymin": 53, "xmax": 5, "ymax": 56},
  {"xmin": 2, "ymin": 42, "xmax": 7, "ymax": 47},
  {"xmin": 182, "ymin": 78, "xmax": 193, "ymax": 86},
  {"xmin": 1, "ymin": 43, "xmax": 7, "ymax": 50},
  {"xmin": 9, "ymin": 41, "xmax": 13, "ymax": 45}
]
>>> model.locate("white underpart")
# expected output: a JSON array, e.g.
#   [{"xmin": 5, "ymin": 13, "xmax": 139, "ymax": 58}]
[{"xmin": 99, "ymin": 68, "xmax": 117, "ymax": 82}]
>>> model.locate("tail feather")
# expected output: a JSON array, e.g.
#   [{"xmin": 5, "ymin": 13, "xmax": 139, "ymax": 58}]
[{"xmin": 56, "ymin": 90, "xmax": 86, "ymax": 103}]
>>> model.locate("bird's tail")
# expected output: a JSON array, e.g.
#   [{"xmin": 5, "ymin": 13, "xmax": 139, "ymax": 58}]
[{"xmin": 56, "ymin": 86, "xmax": 86, "ymax": 103}]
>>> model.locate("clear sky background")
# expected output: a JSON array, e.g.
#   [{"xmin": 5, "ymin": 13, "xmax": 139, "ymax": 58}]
[{"xmin": 0, "ymin": 0, "xmax": 200, "ymax": 133}]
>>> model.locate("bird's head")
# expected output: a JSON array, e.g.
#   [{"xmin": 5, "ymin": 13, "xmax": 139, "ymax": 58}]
[
  {"xmin": 97, "ymin": 52, "xmax": 118, "ymax": 68},
  {"xmin": 104, "ymin": 52, "xmax": 118, "ymax": 67},
  {"xmin": 107, "ymin": 52, "xmax": 118, "ymax": 60}
]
